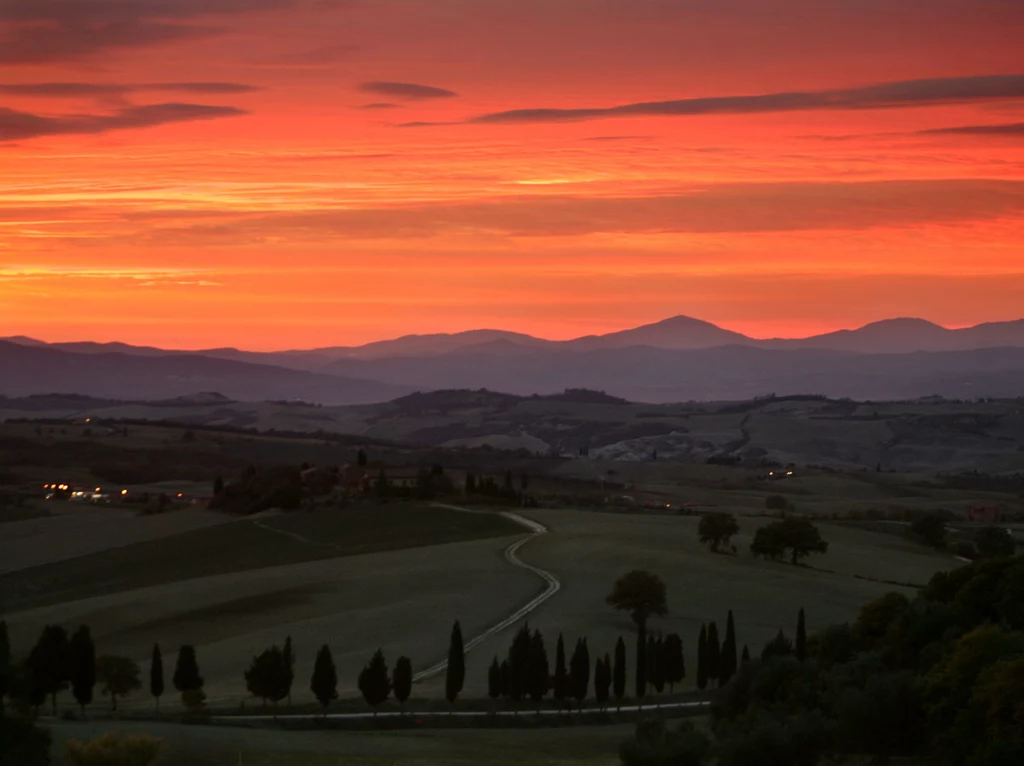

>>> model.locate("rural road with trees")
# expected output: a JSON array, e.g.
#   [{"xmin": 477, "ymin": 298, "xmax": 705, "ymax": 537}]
[{"xmin": 412, "ymin": 509, "xmax": 562, "ymax": 682}]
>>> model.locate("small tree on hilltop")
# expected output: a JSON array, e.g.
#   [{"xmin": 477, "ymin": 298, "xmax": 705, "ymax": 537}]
[
  {"xmin": 393, "ymin": 656, "xmax": 412, "ymax": 713},
  {"xmin": 358, "ymin": 649, "xmax": 390, "ymax": 715},
  {"xmin": 699, "ymin": 512, "xmax": 741, "ymax": 553},
  {"xmin": 149, "ymin": 644, "xmax": 164, "ymax": 712},
  {"xmin": 613, "ymin": 637, "xmax": 627, "ymax": 712},
  {"xmin": 69, "ymin": 626, "xmax": 96, "ymax": 718},
  {"xmin": 310, "ymin": 645, "xmax": 338, "ymax": 714},
  {"xmin": 445, "ymin": 621, "xmax": 465, "ymax": 708},
  {"xmin": 606, "ymin": 571, "xmax": 668, "ymax": 633},
  {"xmin": 96, "ymin": 656, "xmax": 141, "ymax": 712}
]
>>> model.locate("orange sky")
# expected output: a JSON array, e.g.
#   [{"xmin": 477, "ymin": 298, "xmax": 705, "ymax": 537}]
[{"xmin": 3, "ymin": 0, "xmax": 1024, "ymax": 350}]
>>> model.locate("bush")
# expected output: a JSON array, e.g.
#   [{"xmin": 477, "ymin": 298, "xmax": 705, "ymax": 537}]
[
  {"xmin": 66, "ymin": 733, "xmax": 162, "ymax": 766},
  {"xmin": 975, "ymin": 526, "xmax": 1016, "ymax": 559},
  {"xmin": 910, "ymin": 513, "xmax": 947, "ymax": 549},
  {"xmin": 619, "ymin": 718, "xmax": 712, "ymax": 766}
]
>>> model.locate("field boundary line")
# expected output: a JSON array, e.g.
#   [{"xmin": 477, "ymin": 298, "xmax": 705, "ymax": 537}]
[{"xmin": 412, "ymin": 508, "xmax": 561, "ymax": 682}]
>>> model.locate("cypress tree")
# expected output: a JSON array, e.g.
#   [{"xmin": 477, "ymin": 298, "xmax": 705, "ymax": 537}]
[
  {"xmin": 28, "ymin": 624, "xmax": 70, "ymax": 717},
  {"xmin": 553, "ymin": 633, "xmax": 568, "ymax": 711},
  {"xmin": 499, "ymin": 659, "xmax": 510, "ymax": 699},
  {"xmin": 487, "ymin": 656, "xmax": 502, "ymax": 712},
  {"xmin": 393, "ymin": 656, "xmax": 412, "ymax": 713},
  {"xmin": 445, "ymin": 621, "xmax": 465, "ymax": 707},
  {"xmin": 663, "ymin": 633, "xmax": 685, "ymax": 692},
  {"xmin": 150, "ymin": 644, "xmax": 164, "ymax": 712},
  {"xmin": 311, "ymin": 644, "xmax": 338, "ymax": 713},
  {"xmin": 528, "ymin": 630, "xmax": 550, "ymax": 710},
  {"xmin": 706, "ymin": 621, "xmax": 721, "ymax": 685},
  {"xmin": 357, "ymin": 649, "xmax": 390, "ymax": 714},
  {"xmin": 507, "ymin": 624, "xmax": 532, "ymax": 708},
  {"xmin": 635, "ymin": 628, "xmax": 647, "ymax": 701},
  {"xmin": 796, "ymin": 607, "xmax": 807, "ymax": 662},
  {"xmin": 613, "ymin": 636, "xmax": 626, "ymax": 711},
  {"xmin": 282, "ymin": 636, "xmax": 295, "ymax": 706},
  {"xmin": 652, "ymin": 635, "xmax": 667, "ymax": 695},
  {"xmin": 172, "ymin": 645, "xmax": 203, "ymax": 698},
  {"xmin": 721, "ymin": 610, "xmax": 738, "ymax": 684},
  {"xmin": 570, "ymin": 638, "xmax": 590, "ymax": 712},
  {"xmin": 70, "ymin": 626, "xmax": 96, "ymax": 717},
  {"xmin": 0, "ymin": 621, "xmax": 10, "ymax": 716},
  {"xmin": 741, "ymin": 644, "xmax": 750, "ymax": 664},
  {"xmin": 595, "ymin": 655, "xmax": 611, "ymax": 710},
  {"xmin": 696, "ymin": 624, "xmax": 708, "ymax": 691}
]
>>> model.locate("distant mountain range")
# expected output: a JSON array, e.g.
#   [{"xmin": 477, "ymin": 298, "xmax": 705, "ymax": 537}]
[{"xmin": 4, "ymin": 316, "xmax": 1024, "ymax": 404}]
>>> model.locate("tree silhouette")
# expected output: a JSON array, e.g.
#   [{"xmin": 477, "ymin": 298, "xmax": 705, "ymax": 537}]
[
  {"xmin": 96, "ymin": 656, "xmax": 141, "ymax": 711},
  {"xmin": 487, "ymin": 656, "xmax": 502, "ymax": 712},
  {"xmin": 650, "ymin": 635, "xmax": 666, "ymax": 695},
  {"xmin": 796, "ymin": 608, "xmax": 807, "ymax": 661},
  {"xmin": 569, "ymin": 638, "xmax": 591, "ymax": 712},
  {"xmin": 595, "ymin": 655, "xmax": 611, "ymax": 710},
  {"xmin": 149, "ymin": 644, "xmax": 164, "ymax": 712},
  {"xmin": 357, "ymin": 448, "xmax": 368, "ymax": 467},
  {"xmin": 553, "ymin": 633, "xmax": 568, "ymax": 711},
  {"xmin": 69, "ymin": 626, "xmax": 96, "ymax": 717},
  {"xmin": 358, "ymin": 649, "xmax": 390, "ymax": 714},
  {"xmin": 506, "ymin": 624, "xmax": 532, "ymax": 709},
  {"xmin": 172, "ymin": 645, "xmax": 203, "ymax": 703},
  {"xmin": 664, "ymin": 633, "xmax": 685, "ymax": 692},
  {"xmin": 721, "ymin": 610, "xmax": 738, "ymax": 684},
  {"xmin": 613, "ymin": 637, "xmax": 627, "ymax": 711},
  {"xmin": 696, "ymin": 625, "xmax": 708, "ymax": 691},
  {"xmin": 706, "ymin": 622, "xmax": 721, "ymax": 686},
  {"xmin": 761, "ymin": 629, "xmax": 794, "ymax": 661},
  {"xmin": 445, "ymin": 621, "xmax": 465, "ymax": 707},
  {"xmin": 741, "ymin": 644, "xmax": 750, "ymax": 664},
  {"xmin": 751, "ymin": 518, "xmax": 828, "ymax": 564},
  {"xmin": 699, "ymin": 512, "xmax": 740, "ymax": 553},
  {"xmin": 0, "ymin": 621, "xmax": 10, "ymax": 715},
  {"xmin": 244, "ymin": 646, "xmax": 288, "ymax": 707},
  {"xmin": 310, "ymin": 645, "xmax": 338, "ymax": 713},
  {"xmin": 636, "ymin": 629, "xmax": 647, "ymax": 701},
  {"xmin": 393, "ymin": 656, "xmax": 412, "ymax": 713},
  {"xmin": 282, "ymin": 636, "xmax": 295, "ymax": 706},
  {"xmin": 28, "ymin": 625, "xmax": 70, "ymax": 716},
  {"xmin": 606, "ymin": 571, "xmax": 668, "ymax": 632},
  {"xmin": 528, "ymin": 630, "xmax": 550, "ymax": 710}
]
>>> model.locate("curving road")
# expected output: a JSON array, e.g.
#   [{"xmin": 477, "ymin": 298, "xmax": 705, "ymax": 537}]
[{"xmin": 412, "ymin": 509, "xmax": 561, "ymax": 682}]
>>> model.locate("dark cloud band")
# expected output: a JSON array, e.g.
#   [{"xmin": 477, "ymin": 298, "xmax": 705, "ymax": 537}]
[
  {"xmin": 0, "ymin": 103, "xmax": 247, "ymax": 141},
  {"xmin": 358, "ymin": 81, "xmax": 458, "ymax": 100}
]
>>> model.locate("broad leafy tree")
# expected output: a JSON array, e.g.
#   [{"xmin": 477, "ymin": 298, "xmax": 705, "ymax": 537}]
[
  {"xmin": 607, "ymin": 571, "xmax": 668, "ymax": 632},
  {"xmin": 699, "ymin": 512, "xmax": 741, "ymax": 553},
  {"xmin": 751, "ymin": 518, "xmax": 828, "ymax": 565},
  {"xmin": 244, "ymin": 645, "xmax": 289, "ymax": 707},
  {"xmin": 358, "ymin": 649, "xmax": 390, "ymax": 714},
  {"xmin": 96, "ymin": 656, "xmax": 141, "ymax": 711}
]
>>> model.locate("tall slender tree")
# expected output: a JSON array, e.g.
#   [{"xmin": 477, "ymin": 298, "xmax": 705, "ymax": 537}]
[
  {"xmin": 499, "ymin": 659, "xmax": 511, "ymax": 700},
  {"xmin": 172, "ymin": 645, "xmax": 204, "ymax": 704},
  {"xmin": 487, "ymin": 656, "xmax": 502, "ymax": 712},
  {"xmin": 696, "ymin": 624, "xmax": 708, "ymax": 691},
  {"xmin": 553, "ymin": 633, "xmax": 568, "ymax": 711},
  {"xmin": 741, "ymin": 644, "xmax": 751, "ymax": 665},
  {"xmin": 721, "ymin": 610, "xmax": 738, "ymax": 684},
  {"xmin": 282, "ymin": 636, "xmax": 295, "ymax": 706},
  {"xmin": 69, "ymin": 626, "xmax": 96, "ymax": 717},
  {"xmin": 149, "ymin": 644, "xmax": 164, "ymax": 712},
  {"xmin": 796, "ymin": 607, "xmax": 808, "ymax": 662},
  {"xmin": 595, "ymin": 655, "xmax": 611, "ymax": 710},
  {"xmin": 310, "ymin": 645, "xmax": 338, "ymax": 714},
  {"xmin": 613, "ymin": 637, "xmax": 626, "ymax": 712},
  {"xmin": 393, "ymin": 656, "xmax": 412, "ymax": 713},
  {"xmin": 358, "ymin": 648, "xmax": 390, "ymax": 714},
  {"xmin": 652, "ymin": 635, "xmax": 667, "ymax": 695},
  {"xmin": 445, "ymin": 621, "xmax": 465, "ymax": 708},
  {"xmin": 663, "ymin": 633, "xmax": 685, "ymax": 692},
  {"xmin": 28, "ymin": 624, "xmax": 70, "ymax": 716},
  {"xmin": 706, "ymin": 621, "xmax": 721, "ymax": 686},
  {"xmin": 528, "ymin": 630, "xmax": 550, "ymax": 710},
  {"xmin": 570, "ymin": 638, "xmax": 590, "ymax": 712},
  {"xmin": 635, "ymin": 629, "xmax": 647, "ymax": 701},
  {"xmin": 0, "ymin": 621, "xmax": 10, "ymax": 716},
  {"xmin": 507, "ymin": 624, "xmax": 532, "ymax": 709}
]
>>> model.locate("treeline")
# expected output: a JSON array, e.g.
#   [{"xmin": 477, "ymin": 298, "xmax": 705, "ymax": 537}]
[{"xmin": 620, "ymin": 555, "xmax": 1024, "ymax": 766}]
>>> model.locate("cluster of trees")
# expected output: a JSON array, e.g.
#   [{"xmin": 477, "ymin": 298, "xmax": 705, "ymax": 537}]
[
  {"xmin": 698, "ymin": 513, "xmax": 829, "ymax": 565},
  {"xmin": 243, "ymin": 637, "xmax": 295, "ymax": 707},
  {"xmin": 0, "ymin": 623, "xmax": 205, "ymax": 718},
  {"xmin": 622, "ymin": 555, "xmax": 1024, "ymax": 766},
  {"xmin": 911, "ymin": 512, "xmax": 1017, "ymax": 559},
  {"xmin": 208, "ymin": 464, "xmax": 303, "ymax": 515},
  {"xmin": 464, "ymin": 469, "xmax": 526, "ymax": 502}
]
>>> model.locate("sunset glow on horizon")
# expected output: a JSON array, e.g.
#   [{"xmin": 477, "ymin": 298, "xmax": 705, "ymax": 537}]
[{"xmin": 3, "ymin": 0, "xmax": 1024, "ymax": 350}]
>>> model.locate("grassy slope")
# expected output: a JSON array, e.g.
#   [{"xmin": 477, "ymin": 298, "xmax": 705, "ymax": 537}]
[{"xmin": 0, "ymin": 504, "xmax": 522, "ymax": 612}]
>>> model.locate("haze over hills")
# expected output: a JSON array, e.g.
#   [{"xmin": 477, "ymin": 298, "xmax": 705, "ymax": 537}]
[{"xmin": 4, "ymin": 315, "xmax": 1024, "ymax": 404}]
